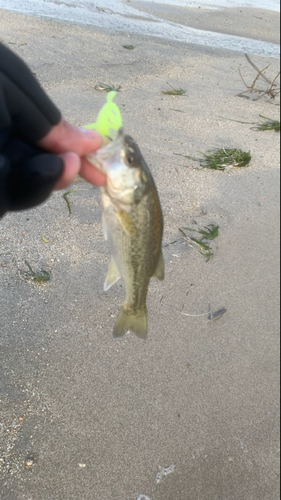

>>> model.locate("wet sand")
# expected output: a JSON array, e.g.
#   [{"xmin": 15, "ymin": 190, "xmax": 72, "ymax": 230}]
[
  {"xmin": 0, "ymin": 0, "xmax": 279, "ymax": 56},
  {"xmin": 0, "ymin": 6, "xmax": 280, "ymax": 500},
  {"xmin": 131, "ymin": 1, "xmax": 280, "ymax": 45}
]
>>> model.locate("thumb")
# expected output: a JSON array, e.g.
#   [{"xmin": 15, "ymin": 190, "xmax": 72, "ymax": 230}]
[{"xmin": 37, "ymin": 119, "xmax": 103, "ymax": 156}]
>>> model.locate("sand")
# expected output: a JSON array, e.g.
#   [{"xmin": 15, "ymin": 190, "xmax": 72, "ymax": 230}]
[
  {"xmin": 131, "ymin": 1, "xmax": 280, "ymax": 45},
  {"xmin": 0, "ymin": 6, "xmax": 280, "ymax": 500}
]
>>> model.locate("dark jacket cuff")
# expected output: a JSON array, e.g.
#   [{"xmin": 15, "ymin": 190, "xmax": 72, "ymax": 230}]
[{"xmin": 0, "ymin": 43, "xmax": 61, "ymax": 142}]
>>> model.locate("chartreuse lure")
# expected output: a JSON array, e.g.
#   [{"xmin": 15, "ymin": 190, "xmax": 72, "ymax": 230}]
[{"xmin": 84, "ymin": 91, "xmax": 122, "ymax": 140}]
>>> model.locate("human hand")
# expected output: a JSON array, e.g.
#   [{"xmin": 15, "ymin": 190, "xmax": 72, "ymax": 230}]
[
  {"xmin": 0, "ymin": 42, "xmax": 106, "ymax": 218},
  {"xmin": 37, "ymin": 119, "xmax": 106, "ymax": 189}
]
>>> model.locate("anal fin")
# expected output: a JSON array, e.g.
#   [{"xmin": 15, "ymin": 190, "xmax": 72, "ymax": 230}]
[
  {"xmin": 153, "ymin": 252, "xmax": 165, "ymax": 281},
  {"xmin": 104, "ymin": 258, "xmax": 121, "ymax": 291}
]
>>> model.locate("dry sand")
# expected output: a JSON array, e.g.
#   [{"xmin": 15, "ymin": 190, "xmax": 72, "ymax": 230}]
[{"xmin": 0, "ymin": 6, "xmax": 280, "ymax": 500}]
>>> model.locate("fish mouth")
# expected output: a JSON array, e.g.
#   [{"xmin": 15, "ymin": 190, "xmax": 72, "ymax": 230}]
[{"xmin": 86, "ymin": 127, "xmax": 125, "ymax": 173}]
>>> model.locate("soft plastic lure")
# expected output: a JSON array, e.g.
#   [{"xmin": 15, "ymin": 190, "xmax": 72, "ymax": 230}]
[{"xmin": 84, "ymin": 91, "xmax": 122, "ymax": 140}]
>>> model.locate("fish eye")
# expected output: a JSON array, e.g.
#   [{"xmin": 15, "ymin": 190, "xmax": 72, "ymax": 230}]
[{"xmin": 128, "ymin": 156, "xmax": 134, "ymax": 164}]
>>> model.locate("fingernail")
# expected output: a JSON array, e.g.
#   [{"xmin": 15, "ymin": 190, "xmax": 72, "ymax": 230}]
[{"xmin": 80, "ymin": 128, "xmax": 100, "ymax": 138}]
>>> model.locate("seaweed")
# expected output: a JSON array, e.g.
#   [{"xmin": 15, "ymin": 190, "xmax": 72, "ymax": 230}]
[
  {"xmin": 63, "ymin": 190, "xmax": 76, "ymax": 215},
  {"xmin": 162, "ymin": 83, "xmax": 186, "ymax": 96},
  {"xmin": 24, "ymin": 261, "xmax": 50, "ymax": 283},
  {"xmin": 218, "ymin": 115, "xmax": 280, "ymax": 132},
  {"xmin": 176, "ymin": 149, "xmax": 251, "ymax": 171},
  {"xmin": 184, "ymin": 224, "xmax": 219, "ymax": 240},
  {"xmin": 179, "ymin": 224, "xmax": 219, "ymax": 261},
  {"xmin": 253, "ymin": 115, "xmax": 280, "ymax": 132},
  {"xmin": 95, "ymin": 84, "xmax": 121, "ymax": 93},
  {"xmin": 200, "ymin": 149, "xmax": 251, "ymax": 170},
  {"xmin": 123, "ymin": 45, "xmax": 136, "ymax": 50}
]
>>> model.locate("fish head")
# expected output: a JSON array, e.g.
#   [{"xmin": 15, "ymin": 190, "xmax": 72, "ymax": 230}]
[{"xmin": 87, "ymin": 129, "xmax": 150, "ymax": 208}]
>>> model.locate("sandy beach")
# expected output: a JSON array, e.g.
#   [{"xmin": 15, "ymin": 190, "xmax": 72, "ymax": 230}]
[
  {"xmin": 0, "ymin": 4, "xmax": 280, "ymax": 500},
  {"xmin": 131, "ymin": 1, "xmax": 280, "ymax": 44}
]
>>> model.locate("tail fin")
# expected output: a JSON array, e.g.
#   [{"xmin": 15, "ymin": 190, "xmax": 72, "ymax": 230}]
[{"xmin": 113, "ymin": 305, "xmax": 148, "ymax": 340}]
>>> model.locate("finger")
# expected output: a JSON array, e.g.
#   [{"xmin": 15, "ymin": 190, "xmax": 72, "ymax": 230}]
[
  {"xmin": 79, "ymin": 157, "xmax": 107, "ymax": 187},
  {"xmin": 54, "ymin": 152, "xmax": 81, "ymax": 190},
  {"xmin": 37, "ymin": 119, "xmax": 103, "ymax": 156}
]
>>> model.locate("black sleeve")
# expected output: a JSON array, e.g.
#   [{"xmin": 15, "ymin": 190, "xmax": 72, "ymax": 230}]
[
  {"xmin": 0, "ymin": 43, "xmax": 61, "ymax": 141},
  {"xmin": 0, "ymin": 155, "xmax": 10, "ymax": 217},
  {"xmin": 0, "ymin": 43, "xmax": 64, "ymax": 218}
]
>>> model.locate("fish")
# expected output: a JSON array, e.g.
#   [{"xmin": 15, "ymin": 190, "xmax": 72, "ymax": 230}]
[{"xmin": 87, "ymin": 129, "xmax": 164, "ymax": 339}]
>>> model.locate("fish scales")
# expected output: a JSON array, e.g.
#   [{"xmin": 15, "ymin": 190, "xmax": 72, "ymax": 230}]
[
  {"xmin": 88, "ymin": 130, "xmax": 164, "ymax": 339},
  {"xmin": 104, "ymin": 183, "xmax": 162, "ymax": 309}
]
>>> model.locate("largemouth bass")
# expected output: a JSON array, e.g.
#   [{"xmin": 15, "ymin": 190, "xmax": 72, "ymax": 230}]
[{"xmin": 87, "ymin": 129, "xmax": 164, "ymax": 339}]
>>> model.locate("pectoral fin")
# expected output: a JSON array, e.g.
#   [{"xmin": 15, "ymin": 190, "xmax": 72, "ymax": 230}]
[
  {"xmin": 117, "ymin": 210, "xmax": 137, "ymax": 237},
  {"xmin": 153, "ymin": 252, "xmax": 165, "ymax": 281},
  {"xmin": 104, "ymin": 258, "xmax": 121, "ymax": 291}
]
